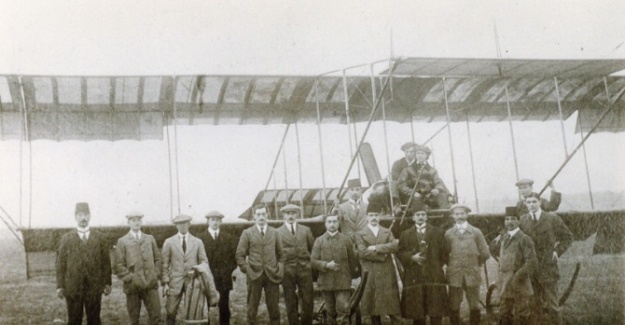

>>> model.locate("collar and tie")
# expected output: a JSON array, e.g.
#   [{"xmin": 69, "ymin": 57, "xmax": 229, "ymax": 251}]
[
  {"xmin": 182, "ymin": 236, "xmax": 187, "ymax": 253},
  {"xmin": 416, "ymin": 225, "xmax": 426, "ymax": 234},
  {"xmin": 210, "ymin": 229, "xmax": 219, "ymax": 240},
  {"xmin": 260, "ymin": 227, "xmax": 265, "ymax": 236},
  {"xmin": 77, "ymin": 229, "xmax": 89, "ymax": 243},
  {"xmin": 291, "ymin": 224, "xmax": 295, "ymax": 235}
]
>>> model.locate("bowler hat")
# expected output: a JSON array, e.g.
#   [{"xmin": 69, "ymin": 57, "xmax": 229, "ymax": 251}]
[
  {"xmin": 172, "ymin": 214, "xmax": 192, "ymax": 224},
  {"xmin": 75, "ymin": 202, "xmax": 90, "ymax": 215},
  {"xmin": 400, "ymin": 142, "xmax": 418, "ymax": 151},
  {"xmin": 205, "ymin": 211, "xmax": 225, "ymax": 219},
  {"xmin": 280, "ymin": 204, "xmax": 300, "ymax": 213},
  {"xmin": 347, "ymin": 179, "xmax": 362, "ymax": 188},
  {"xmin": 515, "ymin": 178, "xmax": 534, "ymax": 187}
]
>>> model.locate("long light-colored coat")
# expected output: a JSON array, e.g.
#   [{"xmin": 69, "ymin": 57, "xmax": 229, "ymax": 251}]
[
  {"xmin": 311, "ymin": 232, "xmax": 357, "ymax": 291},
  {"xmin": 490, "ymin": 230, "xmax": 537, "ymax": 298},
  {"xmin": 354, "ymin": 226, "xmax": 401, "ymax": 316},
  {"xmin": 162, "ymin": 233, "xmax": 209, "ymax": 295},
  {"xmin": 115, "ymin": 232, "xmax": 163, "ymax": 294},
  {"xmin": 235, "ymin": 226, "xmax": 285, "ymax": 283},
  {"xmin": 444, "ymin": 223, "xmax": 490, "ymax": 287},
  {"xmin": 519, "ymin": 210, "xmax": 573, "ymax": 283}
]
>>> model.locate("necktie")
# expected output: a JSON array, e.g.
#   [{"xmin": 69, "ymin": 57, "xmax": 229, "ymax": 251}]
[
  {"xmin": 502, "ymin": 233, "xmax": 509, "ymax": 247},
  {"xmin": 260, "ymin": 228, "xmax": 264, "ymax": 236},
  {"xmin": 531, "ymin": 213, "xmax": 537, "ymax": 222},
  {"xmin": 81, "ymin": 234, "xmax": 88, "ymax": 244},
  {"xmin": 214, "ymin": 231, "xmax": 218, "ymax": 240},
  {"xmin": 182, "ymin": 236, "xmax": 186, "ymax": 253},
  {"xmin": 291, "ymin": 224, "xmax": 295, "ymax": 235}
]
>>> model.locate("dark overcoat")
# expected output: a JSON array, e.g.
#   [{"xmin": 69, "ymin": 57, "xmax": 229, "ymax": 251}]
[
  {"xmin": 519, "ymin": 210, "xmax": 573, "ymax": 283},
  {"xmin": 490, "ymin": 230, "xmax": 537, "ymax": 298},
  {"xmin": 197, "ymin": 229, "xmax": 238, "ymax": 292},
  {"xmin": 397, "ymin": 225, "xmax": 449, "ymax": 319},
  {"xmin": 56, "ymin": 229, "xmax": 112, "ymax": 296},
  {"xmin": 354, "ymin": 226, "xmax": 401, "ymax": 316}
]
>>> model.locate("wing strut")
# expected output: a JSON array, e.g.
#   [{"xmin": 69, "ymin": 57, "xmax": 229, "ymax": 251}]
[
  {"xmin": 442, "ymin": 78, "xmax": 459, "ymax": 202},
  {"xmin": 314, "ymin": 83, "xmax": 329, "ymax": 213},
  {"xmin": 539, "ymin": 77, "xmax": 625, "ymax": 196},
  {"xmin": 465, "ymin": 110, "xmax": 480, "ymax": 212}
]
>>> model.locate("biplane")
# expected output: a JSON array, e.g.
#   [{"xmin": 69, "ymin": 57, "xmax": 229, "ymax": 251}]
[{"xmin": 0, "ymin": 57, "xmax": 624, "ymax": 282}]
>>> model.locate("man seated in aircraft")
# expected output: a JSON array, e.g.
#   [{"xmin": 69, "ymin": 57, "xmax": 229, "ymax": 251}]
[
  {"xmin": 397, "ymin": 144, "xmax": 451, "ymax": 209},
  {"xmin": 336, "ymin": 179, "xmax": 369, "ymax": 240},
  {"xmin": 390, "ymin": 142, "xmax": 418, "ymax": 203},
  {"xmin": 515, "ymin": 178, "xmax": 561, "ymax": 216}
]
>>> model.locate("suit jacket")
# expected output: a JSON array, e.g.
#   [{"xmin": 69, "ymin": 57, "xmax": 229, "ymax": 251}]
[
  {"xmin": 162, "ymin": 233, "xmax": 209, "ymax": 295},
  {"xmin": 397, "ymin": 225, "xmax": 448, "ymax": 318},
  {"xmin": 397, "ymin": 162, "xmax": 449, "ymax": 203},
  {"xmin": 56, "ymin": 229, "xmax": 112, "ymax": 296},
  {"xmin": 311, "ymin": 232, "xmax": 356, "ymax": 291},
  {"xmin": 516, "ymin": 190, "xmax": 562, "ymax": 216},
  {"xmin": 354, "ymin": 226, "xmax": 401, "ymax": 316},
  {"xmin": 444, "ymin": 223, "xmax": 490, "ymax": 287},
  {"xmin": 277, "ymin": 223, "xmax": 314, "ymax": 274},
  {"xmin": 197, "ymin": 229, "xmax": 238, "ymax": 292},
  {"xmin": 336, "ymin": 200, "xmax": 368, "ymax": 239},
  {"xmin": 390, "ymin": 158, "xmax": 414, "ymax": 199},
  {"xmin": 115, "ymin": 232, "xmax": 163, "ymax": 294},
  {"xmin": 490, "ymin": 230, "xmax": 537, "ymax": 298},
  {"xmin": 235, "ymin": 225, "xmax": 285, "ymax": 283},
  {"xmin": 519, "ymin": 210, "xmax": 573, "ymax": 283}
]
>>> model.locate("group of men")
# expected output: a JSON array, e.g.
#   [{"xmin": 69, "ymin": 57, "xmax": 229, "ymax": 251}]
[{"xmin": 56, "ymin": 141, "xmax": 570, "ymax": 325}]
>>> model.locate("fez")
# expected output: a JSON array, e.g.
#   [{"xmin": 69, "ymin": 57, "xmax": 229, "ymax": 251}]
[
  {"xmin": 366, "ymin": 203, "xmax": 383, "ymax": 214},
  {"xmin": 125, "ymin": 211, "xmax": 144, "ymax": 219},
  {"xmin": 409, "ymin": 201, "xmax": 429, "ymax": 214},
  {"xmin": 75, "ymin": 202, "xmax": 90, "ymax": 215},
  {"xmin": 450, "ymin": 203, "xmax": 471, "ymax": 213},
  {"xmin": 204, "ymin": 210, "xmax": 225, "ymax": 219},
  {"xmin": 515, "ymin": 178, "xmax": 534, "ymax": 187},
  {"xmin": 280, "ymin": 204, "xmax": 300, "ymax": 213},
  {"xmin": 400, "ymin": 141, "xmax": 418, "ymax": 151},
  {"xmin": 505, "ymin": 206, "xmax": 517, "ymax": 217},
  {"xmin": 347, "ymin": 179, "xmax": 362, "ymax": 188},
  {"xmin": 172, "ymin": 214, "xmax": 192, "ymax": 224}
]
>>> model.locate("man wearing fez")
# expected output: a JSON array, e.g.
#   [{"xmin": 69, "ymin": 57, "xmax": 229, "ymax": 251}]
[
  {"xmin": 162, "ymin": 214, "xmax": 216, "ymax": 325},
  {"xmin": 354, "ymin": 203, "xmax": 401, "ymax": 325},
  {"xmin": 311, "ymin": 214, "xmax": 357, "ymax": 325},
  {"xmin": 515, "ymin": 178, "xmax": 561, "ymax": 216},
  {"xmin": 197, "ymin": 211, "xmax": 238, "ymax": 325},
  {"xmin": 115, "ymin": 211, "xmax": 163, "ymax": 325},
  {"xmin": 56, "ymin": 202, "xmax": 112, "ymax": 325},
  {"xmin": 397, "ymin": 144, "xmax": 451, "ymax": 209},
  {"xmin": 336, "ymin": 178, "xmax": 368, "ymax": 239},
  {"xmin": 489, "ymin": 207, "xmax": 537, "ymax": 325},
  {"xmin": 236, "ymin": 204, "xmax": 285, "ymax": 325},
  {"xmin": 445, "ymin": 204, "xmax": 490, "ymax": 325},
  {"xmin": 520, "ymin": 193, "xmax": 573, "ymax": 325},
  {"xmin": 278, "ymin": 204, "xmax": 315, "ymax": 325},
  {"xmin": 397, "ymin": 202, "xmax": 449, "ymax": 325}
]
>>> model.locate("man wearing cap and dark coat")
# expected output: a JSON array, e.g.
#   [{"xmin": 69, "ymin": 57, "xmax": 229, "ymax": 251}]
[
  {"xmin": 56, "ymin": 202, "xmax": 112, "ymax": 325},
  {"xmin": 336, "ymin": 179, "xmax": 369, "ymax": 240},
  {"xmin": 277, "ymin": 204, "xmax": 315, "ymax": 325},
  {"xmin": 236, "ymin": 204, "xmax": 285, "ymax": 325},
  {"xmin": 311, "ymin": 214, "xmax": 358, "ymax": 325},
  {"xmin": 197, "ymin": 211, "xmax": 238, "ymax": 325},
  {"xmin": 390, "ymin": 142, "xmax": 418, "ymax": 203},
  {"xmin": 397, "ymin": 144, "xmax": 451, "ymax": 209},
  {"xmin": 489, "ymin": 207, "xmax": 537, "ymax": 325},
  {"xmin": 519, "ymin": 193, "xmax": 573, "ymax": 325},
  {"xmin": 115, "ymin": 211, "xmax": 163, "ymax": 325},
  {"xmin": 354, "ymin": 203, "xmax": 401, "ymax": 325},
  {"xmin": 162, "ymin": 214, "xmax": 216, "ymax": 325},
  {"xmin": 398, "ymin": 202, "xmax": 449, "ymax": 325},
  {"xmin": 445, "ymin": 204, "xmax": 490, "ymax": 325},
  {"xmin": 514, "ymin": 178, "xmax": 561, "ymax": 216}
]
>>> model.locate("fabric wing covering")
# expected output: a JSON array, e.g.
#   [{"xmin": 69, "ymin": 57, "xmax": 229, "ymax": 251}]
[{"xmin": 1, "ymin": 58, "xmax": 624, "ymax": 141}]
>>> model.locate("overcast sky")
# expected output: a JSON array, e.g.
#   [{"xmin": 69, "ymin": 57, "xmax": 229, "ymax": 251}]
[{"xmin": 1, "ymin": 0, "xmax": 624, "ymax": 228}]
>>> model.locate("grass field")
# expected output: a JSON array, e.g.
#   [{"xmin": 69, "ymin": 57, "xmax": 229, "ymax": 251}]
[{"xmin": 0, "ymin": 232, "xmax": 623, "ymax": 324}]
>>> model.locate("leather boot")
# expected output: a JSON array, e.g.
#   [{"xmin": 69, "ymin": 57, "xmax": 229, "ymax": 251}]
[
  {"xmin": 449, "ymin": 310, "xmax": 460, "ymax": 325},
  {"xmin": 469, "ymin": 309, "xmax": 481, "ymax": 325}
]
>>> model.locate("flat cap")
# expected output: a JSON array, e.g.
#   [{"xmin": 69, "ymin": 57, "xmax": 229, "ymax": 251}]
[
  {"xmin": 515, "ymin": 178, "xmax": 534, "ymax": 187},
  {"xmin": 205, "ymin": 211, "xmax": 225, "ymax": 219},
  {"xmin": 415, "ymin": 144, "xmax": 431, "ymax": 155},
  {"xmin": 75, "ymin": 202, "xmax": 90, "ymax": 215},
  {"xmin": 126, "ymin": 211, "xmax": 144, "ymax": 219},
  {"xmin": 280, "ymin": 204, "xmax": 300, "ymax": 213},
  {"xmin": 347, "ymin": 178, "xmax": 362, "ymax": 188},
  {"xmin": 400, "ymin": 141, "xmax": 418, "ymax": 151},
  {"xmin": 172, "ymin": 214, "xmax": 192, "ymax": 224},
  {"xmin": 450, "ymin": 204, "xmax": 471, "ymax": 213}
]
